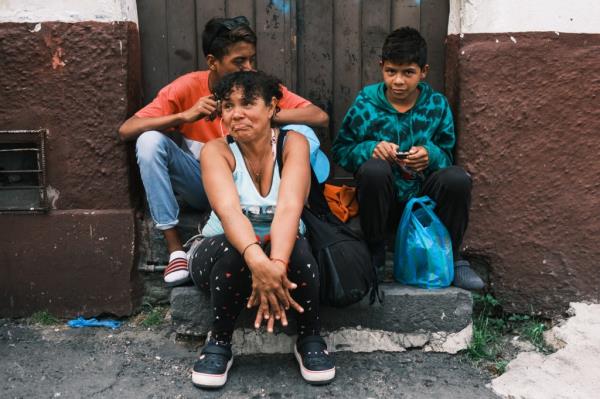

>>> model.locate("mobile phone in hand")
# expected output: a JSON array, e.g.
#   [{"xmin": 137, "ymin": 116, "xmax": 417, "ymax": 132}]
[
  {"xmin": 396, "ymin": 149, "xmax": 410, "ymax": 159},
  {"xmin": 205, "ymin": 96, "xmax": 221, "ymax": 121}
]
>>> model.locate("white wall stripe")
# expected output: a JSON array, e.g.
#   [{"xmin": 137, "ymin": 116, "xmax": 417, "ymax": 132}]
[
  {"xmin": 0, "ymin": 0, "xmax": 138, "ymax": 24},
  {"xmin": 449, "ymin": 0, "xmax": 600, "ymax": 35}
]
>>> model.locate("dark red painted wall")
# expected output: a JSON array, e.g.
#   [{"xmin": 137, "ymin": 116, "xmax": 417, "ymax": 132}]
[
  {"xmin": 0, "ymin": 21, "xmax": 142, "ymax": 317},
  {"xmin": 0, "ymin": 21, "xmax": 140, "ymax": 209},
  {"xmin": 0, "ymin": 211, "xmax": 139, "ymax": 317},
  {"xmin": 446, "ymin": 32, "xmax": 600, "ymax": 315}
]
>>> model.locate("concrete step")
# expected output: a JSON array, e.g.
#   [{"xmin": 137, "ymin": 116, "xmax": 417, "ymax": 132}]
[
  {"xmin": 137, "ymin": 208, "xmax": 208, "ymax": 307},
  {"xmin": 170, "ymin": 283, "xmax": 473, "ymax": 355},
  {"xmin": 137, "ymin": 208, "xmax": 207, "ymax": 266}
]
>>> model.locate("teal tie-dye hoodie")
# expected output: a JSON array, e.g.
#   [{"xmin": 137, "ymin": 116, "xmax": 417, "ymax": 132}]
[{"xmin": 331, "ymin": 81, "xmax": 455, "ymax": 201}]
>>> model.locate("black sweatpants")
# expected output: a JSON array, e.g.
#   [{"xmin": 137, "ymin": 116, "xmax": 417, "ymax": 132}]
[
  {"xmin": 356, "ymin": 160, "xmax": 472, "ymax": 258},
  {"xmin": 189, "ymin": 234, "xmax": 320, "ymax": 343}
]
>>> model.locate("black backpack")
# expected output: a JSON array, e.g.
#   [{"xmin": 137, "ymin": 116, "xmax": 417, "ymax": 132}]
[{"xmin": 276, "ymin": 130, "xmax": 381, "ymax": 307}]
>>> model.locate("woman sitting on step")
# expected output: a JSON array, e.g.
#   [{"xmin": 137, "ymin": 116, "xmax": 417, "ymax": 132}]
[{"xmin": 188, "ymin": 70, "xmax": 335, "ymax": 389}]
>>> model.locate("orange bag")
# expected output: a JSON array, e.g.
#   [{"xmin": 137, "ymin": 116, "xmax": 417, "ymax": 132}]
[{"xmin": 324, "ymin": 184, "xmax": 359, "ymax": 222}]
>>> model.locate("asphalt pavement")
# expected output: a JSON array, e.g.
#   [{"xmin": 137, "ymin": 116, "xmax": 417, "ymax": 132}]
[{"xmin": 0, "ymin": 320, "xmax": 497, "ymax": 399}]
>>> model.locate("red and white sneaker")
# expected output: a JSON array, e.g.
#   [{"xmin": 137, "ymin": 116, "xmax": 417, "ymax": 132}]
[{"xmin": 163, "ymin": 250, "xmax": 191, "ymax": 287}]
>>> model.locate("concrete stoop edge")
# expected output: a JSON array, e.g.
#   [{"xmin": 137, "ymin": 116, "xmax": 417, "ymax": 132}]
[
  {"xmin": 170, "ymin": 284, "xmax": 473, "ymax": 355},
  {"xmin": 221, "ymin": 323, "xmax": 473, "ymax": 355}
]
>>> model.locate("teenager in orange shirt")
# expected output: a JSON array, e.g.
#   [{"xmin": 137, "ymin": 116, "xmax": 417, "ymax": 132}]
[{"xmin": 119, "ymin": 16, "xmax": 329, "ymax": 286}]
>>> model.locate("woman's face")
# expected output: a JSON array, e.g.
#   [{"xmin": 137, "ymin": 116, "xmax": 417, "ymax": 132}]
[{"xmin": 221, "ymin": 87, "xmax": 276, "ymax": 141}]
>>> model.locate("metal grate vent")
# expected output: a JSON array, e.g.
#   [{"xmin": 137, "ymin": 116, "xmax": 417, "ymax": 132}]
[{"xmin": 0, "ymin": 130, "xmax": 48, "ymax": 213}]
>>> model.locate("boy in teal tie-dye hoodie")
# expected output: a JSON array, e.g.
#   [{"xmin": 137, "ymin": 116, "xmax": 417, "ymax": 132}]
[{"xmin": 331, "ymin": 27, "xmax": 483, "ymax": 290}]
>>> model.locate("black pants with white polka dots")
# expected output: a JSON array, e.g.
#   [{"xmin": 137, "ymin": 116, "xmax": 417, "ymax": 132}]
[{"xmin": 189, "ymin": 234, "xmax": 320, "ymax": 344}]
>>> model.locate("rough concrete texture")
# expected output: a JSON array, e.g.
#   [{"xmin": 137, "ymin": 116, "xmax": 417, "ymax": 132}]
[
  {"xmin": 319, "ymin": 285, "xmax": 472, "ymax": 333},
  {"xmin": 226, "ymin": 324, "xmax": 472, "ymax": 355},
  {"xmin": 140, "ymin": 272, "xmax": 171, "ymax": 307},
  {"xmin": 171, "ymin": 284, "xmax": 472, "ymax": 334},
  {"xmin": 0, "ymin": 21, "xmax": 140, "ymax": 209},
  {"xmin": 491, "ymin": 302, "xmax": 600, "ymax": 398},
  {"xmin": 0, "ymin": 210, "xmax": 141, "ymax": 317},
  {"xmin": 446, "ymin": 33, "xmax": 600, "ymax": 315},
  {"xmin": 0, "ymin": 320, "xmax": 497, "ymax": 398},
  {"xmin": 137, "ymin": 200, "xmax": 208, "ymax": 307},
  {"xmin": 171, "ymin": 284, "xmax": 473, "ymax": 353},
  {"xmin": 169, "ymin": 286, "xmax": 213, "ymax": 335}
]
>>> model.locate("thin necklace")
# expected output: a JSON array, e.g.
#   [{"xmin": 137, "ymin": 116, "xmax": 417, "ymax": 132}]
[{"xmin": 242, "ymin": 129, "xmax": 276, "ymax": 184}]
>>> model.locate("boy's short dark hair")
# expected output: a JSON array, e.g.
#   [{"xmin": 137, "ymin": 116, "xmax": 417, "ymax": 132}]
[
  {"xmin": 202, "ymin": 16, "xmax": 257, "ymax": 59},
  {"xmin": 214, "ymin": 70, "xmax": 283, "ymax": 105},
  {"xmin": 381, "ymin": 27, "xmax": 427, "ymax": 68}
]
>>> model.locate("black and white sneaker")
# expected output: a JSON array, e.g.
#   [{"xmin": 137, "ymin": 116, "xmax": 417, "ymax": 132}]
[
  {"xmin": 294, "ymin": 335, "xmax": 335, "ymax": 385},
  {"xmin": 191, "ymin": 341, "xmax": 233, "ymax": 389}
]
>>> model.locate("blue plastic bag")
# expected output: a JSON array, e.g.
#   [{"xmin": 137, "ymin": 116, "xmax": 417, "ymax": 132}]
[
  {"xmin": 67, "ymin": 317, "xmax": 122, "ymax": 330},
  {"xmin": 394, "ymin": 196, "xmax": 454, "ymax": 288}
]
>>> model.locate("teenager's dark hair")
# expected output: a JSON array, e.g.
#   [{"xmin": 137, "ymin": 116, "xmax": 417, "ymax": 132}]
[
  {"xmin": 214, "ymin": 70, "xmax": 283, "ymax": 105},
  {"xmin": 202, "ymin": 16, "xmax": 256, "ymax": 59},
  {"xmin": 381, "ymin": 27, "xmax": 427, "ymax": 67}
]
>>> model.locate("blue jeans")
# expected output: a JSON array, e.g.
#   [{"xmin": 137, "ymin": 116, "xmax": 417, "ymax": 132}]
[{"xmin": 136, "ymin": 131, "xmax": 209, "ymax": 230}]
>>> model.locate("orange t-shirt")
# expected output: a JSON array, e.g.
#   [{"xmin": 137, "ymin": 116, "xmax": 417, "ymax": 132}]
[{"xmin": 135, "ymin": 70, "xmax": 312, "ymax": 143}]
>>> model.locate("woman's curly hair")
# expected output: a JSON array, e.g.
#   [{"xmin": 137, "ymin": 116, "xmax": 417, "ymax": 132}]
[{"xmin": 214, "ymin": 70, "xmax": 283, "ymax": 107}]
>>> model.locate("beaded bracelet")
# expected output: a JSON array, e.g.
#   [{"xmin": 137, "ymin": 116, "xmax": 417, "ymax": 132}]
[
  {"xmin": 270, "ymin": 257, "xmax": 288, "ymax": 265},
  {"xmin": 241, "ymin": 241, "xmax": 260, "ymax": 259}
]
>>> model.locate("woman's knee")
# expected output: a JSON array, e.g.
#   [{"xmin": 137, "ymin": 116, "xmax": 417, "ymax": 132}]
[
  {"xmin": 189, "ymin": 236, "xmax": 245, "ymax": 289},
  {"xmin": 210, "ymin": 243, "xmax": 250, "ymax": 282},
  {"xmin": 290, "ymin": 236, "xmax": 312, "ymax": 257},
  {"xmin": 135, "ymin": 130, "xmax": 170, "ymax": 163}
]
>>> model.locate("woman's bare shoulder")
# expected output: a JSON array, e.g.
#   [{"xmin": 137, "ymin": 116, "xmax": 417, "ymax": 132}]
[
  {"xmin": 282, "ymin": 130, "xmax": 309, "ymax": 151},
  {"xmin": 202, "ymin": 137, "xmax": 228, "ymax": 152},
  {"xmin": 201, "ymin": 137, "xmax": 235, "ymax": 169}
]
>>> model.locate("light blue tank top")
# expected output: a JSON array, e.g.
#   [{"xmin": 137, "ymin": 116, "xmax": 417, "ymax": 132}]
[{"xmin": 201, "ymin": 140, "xmax": 305, "ymax": 241}]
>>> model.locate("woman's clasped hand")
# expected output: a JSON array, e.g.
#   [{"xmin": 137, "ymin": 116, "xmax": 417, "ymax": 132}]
[{"xmin": 243, "ymin": 250, "xmax": 304, "ymax": 332}]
